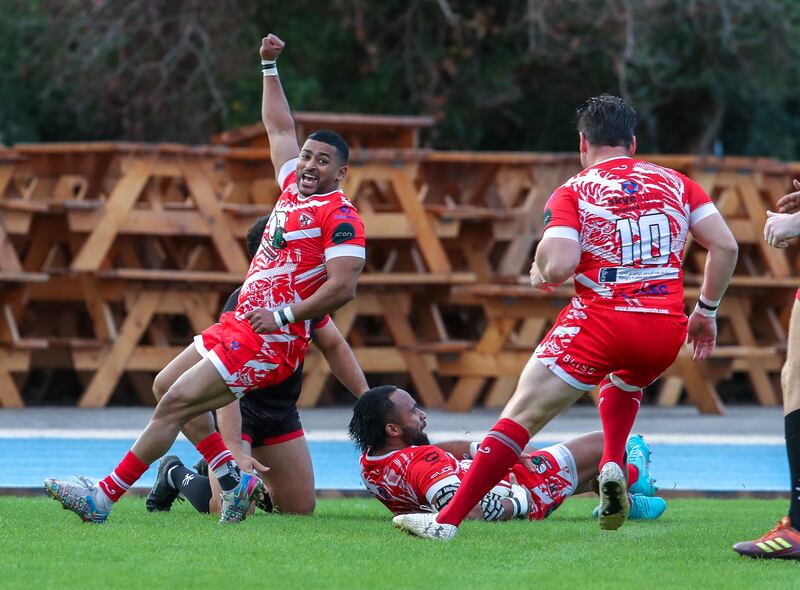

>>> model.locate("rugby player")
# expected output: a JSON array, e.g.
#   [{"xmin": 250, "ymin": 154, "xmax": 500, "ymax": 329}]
[
  {"xmin": 395, "ymin": 95, "xmax": 738, "ymax": 539},
  {"xmin": 351, "ymin": 386, "xmax": 666, "ymax": 522},
  {"xmin": 732, "ymin": 180, "xmax": 800, "ymax": 559},
  {"xmin": 146, "ymin": 215, "xmax": 368, "ymax": 516},
  {"xmin": 45, "ymin": 32, "xmax": 366, "ymax": 524}
]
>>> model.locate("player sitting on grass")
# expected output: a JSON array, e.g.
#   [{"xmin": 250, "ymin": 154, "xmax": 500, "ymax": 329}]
[
  {"xmin": 349, "ymin": 386, "xmax": 665, "ymax": 522},
  {"xmin": 146, "ymin": 215, "xmax": 368, "ymax": 516}
]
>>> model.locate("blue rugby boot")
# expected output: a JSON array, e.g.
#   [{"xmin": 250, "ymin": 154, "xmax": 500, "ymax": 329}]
[
  {"xmin": 219, "ymin": 471, "xmax": 264, "ymax": 524},
  {"xmin": 626, "ymin": 434, "xmax": 657, "ymax": 496},
  {"xmin": 44, "ymin": 476, "xmax": 112, "ymax": 524}
]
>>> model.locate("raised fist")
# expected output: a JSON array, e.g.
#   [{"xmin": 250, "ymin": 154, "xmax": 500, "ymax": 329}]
[{"xmin": 260, "ymin": 34, "xmax": 285, "ymax": 60}]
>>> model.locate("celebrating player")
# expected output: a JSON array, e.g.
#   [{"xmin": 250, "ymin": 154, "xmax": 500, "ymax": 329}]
[
  {"xmin": 732, "ymin": 181, "xmax": 800, "ymax": 559},
  {"xmin": 394, "ymin": 95, "xmax": 738, "ymax": 540},
  {"xmin": 351, "ymin": 386, "xmax": 666, "ymax": 522},
  {"xmin": 45, "ymin": 32, "xmax": 366, "ymax": 524},
  {"xmin": 146, "ymin": 215, "xmax": 368, "ymax": 516}
]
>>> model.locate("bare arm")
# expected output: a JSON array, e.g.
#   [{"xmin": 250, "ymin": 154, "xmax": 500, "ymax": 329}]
[
  {"xmin": 532, "ymin": 237, "xmax": 581, "ymax": 286},
  {"xmin": 313, "ymin": 320, "xmax": 368, "ymax": 397},
  {"xmin": 260, "ymin": 34, "xmax": 300, "ymax": 178},
  {"xmin": 216, "ymin": 400, "xmax": 244, "ymax": 458},
  {"xmin": 246, "ymin": 256, "xmax": 364, "ymax": 333},
  {"xmin": 686, "ymin": 212, "xmax": 738, "ymax": 360}
]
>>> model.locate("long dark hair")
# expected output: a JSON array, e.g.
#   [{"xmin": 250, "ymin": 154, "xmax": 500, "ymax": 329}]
[{"xmin": 347, "ymin": 385, "xmax": 398, "ymax": 452}]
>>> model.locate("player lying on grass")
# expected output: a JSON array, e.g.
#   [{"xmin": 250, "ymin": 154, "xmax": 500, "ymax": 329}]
[
  {"xmin": 349, "ymin": 386, "xmax": 666, "ymax": 522},
  {"xmin": 44, "ymin": 32, "xmax": 366, "ymax": 524},
  {"xmin": 146, "ymin": 216, "xmax": 368, "ymax": 516},
  {"xmin": 731, "ymin": 181, "xmax": 800, "ymax": 560}
]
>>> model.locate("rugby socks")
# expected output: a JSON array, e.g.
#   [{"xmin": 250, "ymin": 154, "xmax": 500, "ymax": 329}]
[
  {"xmin": 196, "ymin": 432, "xmax": 240, "ymax": 492},
  {"xmin": 626, "ymin": 464, "xmax": 640, "ymax": 489},
  {"xmin": 437, "ymin": 418, "xmax": 530, "ymax": 526},
  {"xmin": 598, "ymin": 377, "xmax": 642, "ymax": 471},
  {"xmin": 167, "ymin": 464, "xmax": 212, "ymax": 514},
  {"xmin": 98, "ymin": 450, "xmax": 149, "ymax": 502},
  {"xmin": 786, "ymin": 409, "xmax": 800, "ymax": 528}
]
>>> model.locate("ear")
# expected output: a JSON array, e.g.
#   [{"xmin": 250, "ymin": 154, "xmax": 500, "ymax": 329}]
[
  {"xmin": 579, "ymin": 132, "xmax": 589, "ymax": 154},
  {"xmin": 385, "ymin": 422, "xmax": 401, "ymax": 438},
  {"xmin": 629, "ymin": 135, "xmax": 637, "ymax": 156},
  {"xmin": 336, "ymin": 164, "xmax": 348, "ymax": 183}
]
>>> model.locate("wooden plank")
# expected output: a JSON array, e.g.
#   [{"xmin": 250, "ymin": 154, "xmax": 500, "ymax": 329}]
[
  {"xmin": 78, "ymin": 291, "xmax": 161, "ymax": 407},
  {"xmin": 71, "ymin": 157, "xmax": 154, "ymax": 271},
  {"xmin": 179, "ymin": 157, "xmax": 249, "ymax": 273},
  {"xmin": 0, "ymin": 348, "xmax": 24, "ymax": 407}
]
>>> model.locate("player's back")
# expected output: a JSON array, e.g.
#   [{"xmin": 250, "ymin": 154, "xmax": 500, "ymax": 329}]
[{"xmin": 545, "ymin": 156, "xmax": 715, "ymax": 316}]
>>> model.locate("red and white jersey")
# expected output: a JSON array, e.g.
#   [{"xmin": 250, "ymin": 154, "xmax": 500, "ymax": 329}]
[
  {"xmin": 360, "ymin": 445, "xmax": 547, "ymax": 516},
  {"xmin": 235, "ymin": 157, "xmax": 366, "ymax": 344},
  {"xmin": 544, "ymin": 156, "xmax": 717, "ymax": 316}
]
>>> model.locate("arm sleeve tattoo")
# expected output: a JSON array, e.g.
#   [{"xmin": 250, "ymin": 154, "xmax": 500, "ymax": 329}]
[{"xmin": 430, "ymin": 484, "xmax": 506, "ymax": 521}]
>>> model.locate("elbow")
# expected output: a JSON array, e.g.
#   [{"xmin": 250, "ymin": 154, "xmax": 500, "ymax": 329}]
[
  {"xmin": 712, "ymin": 237, "xmax": 739, "ymax": 259},
  {"xmin": 540, "ymin": 261, "xmax": 574, "ymax": 285},
  {"xmin": 332, "ymin": 281, "xmax": 357, "ymax": 308}
]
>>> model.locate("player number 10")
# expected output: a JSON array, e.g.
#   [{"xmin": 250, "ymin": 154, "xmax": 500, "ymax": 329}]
[{"xmin": 615, "ymin": 213, "xmax": 670, "ymax": 265}]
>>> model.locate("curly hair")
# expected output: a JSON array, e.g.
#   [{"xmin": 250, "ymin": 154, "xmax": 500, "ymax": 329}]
[{"xmin": 347, "ymin": 385, "xmax": 399, "ymax": 452}]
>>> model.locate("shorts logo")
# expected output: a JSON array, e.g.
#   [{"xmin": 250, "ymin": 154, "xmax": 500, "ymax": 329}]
[
  {"xmin": 332, "ymin": 222, "xmax": 356, "ymax": 244},
  {"xmin": 230, "ymin": 341, "xmax": 240, "ymax": 351}
]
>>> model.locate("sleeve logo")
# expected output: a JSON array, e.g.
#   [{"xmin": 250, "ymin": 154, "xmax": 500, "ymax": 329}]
[
  {"xmin": 543, "ymin": 208, "xmax": 552, "ymax": 227},
  {"xmin": 332, "ymin": 222, "xmax": 356, "ymax": 244}
]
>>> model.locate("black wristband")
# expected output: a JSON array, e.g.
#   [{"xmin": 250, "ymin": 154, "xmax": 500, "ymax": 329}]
[
  {"xmin": 277, "ymin": 308, "xmax": 291, "ymax": 326},
  {"xmin": 697, "ymin": 299, "xmax": 718, "ymax": 311}
]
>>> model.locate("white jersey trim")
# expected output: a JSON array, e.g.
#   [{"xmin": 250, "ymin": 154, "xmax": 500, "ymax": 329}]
[
  {"xmin": 325, "ymin": 244, "xmax": 366, "ymax": 261},
  {"xmin": 424, "ymin": 474, "xmax": 462, "ymax": 505},
  {"xmin": 278, "ymin": 158, "xmax": 299, "ymax": 189},
  {"xmin": 690, "ymin": 202, "xmax": 719, "ymax": 226},
  {"xmin": 542, "ymin": 226, "xmax": 580, "ymax": 242},
  {"xmin": 284, "ymin": 227, "xmax": 322, "ymax": 241},
  {"xmin": 534, "ymin": 356, "xmax": 596, "ymax": 392}
]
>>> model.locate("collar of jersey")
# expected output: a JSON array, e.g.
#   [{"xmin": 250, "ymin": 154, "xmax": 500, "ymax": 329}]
[
  {"xmin": 594, "ymin": 155, "xmax": 633, "ymax": 166},
  {"xmin": 296, "ymin": 186, "xmax": 341, "ymax": 200},
  {"xmin": 364, "ymin": 448, "xmax": 405, "ymax": 461}
]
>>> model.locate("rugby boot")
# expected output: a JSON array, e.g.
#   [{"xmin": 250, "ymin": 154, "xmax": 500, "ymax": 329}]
[
  {"xmin": 626, "ymin": 435, "xmax": 657, "ymax": 496},
  {"xmin": 44, "ymin": 476, "xmax": 112, "ymax": 524},
  {"xmin": 598, "ymin": 462, "xmax": 629, "ymax": 530},
  {"xmin": 392, "ymin": 513, "xmax": 458, "ymax": 541},
  {"xmin": 732, "ymin": 518, "xmax": 800, "ymax": 560},
  {"xmin": 193, "ymin": 458, "xmax": 209, "ymax": 477},
  {"xmin": 219, "ymin": 471, "xmax": 264, "ymax": 524},
  {"xmin": 594, "ymin": 494, "xmax": 666, "ymax": 520},
  {"xmin": 145, "ymin": 455, "xmax": 183, "ymax": 512}
]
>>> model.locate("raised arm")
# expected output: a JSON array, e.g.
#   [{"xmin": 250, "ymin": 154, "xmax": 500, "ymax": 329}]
[
  {"xmin": 313, "ymin": 320, "xmax": 368, "ymax": 397},
  {"xmin": 260, "ymin": 34, "xmax": 300, "ymax": 180}
]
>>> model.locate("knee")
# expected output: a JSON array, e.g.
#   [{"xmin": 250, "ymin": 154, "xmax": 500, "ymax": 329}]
[
  {"xmin": 152, "ymin": 369, "xmax": 171, "ymax": 402},
  {"xmin": 276, "ymin": 497, "xmax": 316, "ymax": 516},
  {"xmin": 154, "ymin": 386, "xmax": 195, "ymax": 423},
  {"xmin": 782, "ymin": 362, "xmax": 800, "ymax": 405}
]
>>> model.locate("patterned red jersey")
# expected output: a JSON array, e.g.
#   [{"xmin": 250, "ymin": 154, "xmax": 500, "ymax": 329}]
[
  {"xmin": 544, "ymin": 156, "xmax": 717, "ymax": 316},
  {"xmin": 360, "ymin": 445, "xmax": 573, "ymax": 519},
  {"xmin": 236, "ymin": 157, "xmax": 365, "ymax": 345}
]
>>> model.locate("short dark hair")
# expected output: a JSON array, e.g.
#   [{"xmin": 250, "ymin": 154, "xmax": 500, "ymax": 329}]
[
  {"xmin": 577, "ymin": 95, "xmax": 636, "ymax": 149},
  {"xmin": 307, "ymin": 129, "xmax": 350, "ymax": 165},
  {"xmin": 245, "ymin": 215, "xmax": 270, "ymax": 261},
  {"xmin": 347, "ymin": 385, "xmax": 399, "ymax": 452}
]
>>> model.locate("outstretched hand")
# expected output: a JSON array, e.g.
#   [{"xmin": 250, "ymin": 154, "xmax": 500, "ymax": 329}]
[
  {"xmin": 235, "ymin": 453, "xmax": 270, "ymax": 476},
  {"xmin": 686, "ymin": 310, "xmax": 716, "ymax": 361},
  {"xmin": 777, "ymin": 179, "xmax": 800, "ymax": 214},
  {"xmin": 260, "ymin": 33, "xmax": 285, "ymax": 61}
]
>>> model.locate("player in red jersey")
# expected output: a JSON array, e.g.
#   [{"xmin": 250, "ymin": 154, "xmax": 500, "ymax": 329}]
[
  {"xmin": 44, "ymin": 32, "xmax": 366, "ymax": 525},
  {"xmin": 351, "ymin": 386, "xmax": 667, "ymax": 522},
  {"xmin": 732, "ymin": 181, "xmax": 800, "ymax": 559},
  {"xmin": 395, "ymin": 95, "xmax": 738, "ymax": 540}
]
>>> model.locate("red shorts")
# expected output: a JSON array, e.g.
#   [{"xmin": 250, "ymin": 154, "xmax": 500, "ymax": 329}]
[
  {"xmin": 487, "ymin": 444, "xmax": 578, "ymax": 521},
  {"xmin": 194, "ymin": 312, "xmax": 298, "ymax": 398},
  {"xmin": 534, "ymin": 298, "xmax": 687, "ymax": 391}
]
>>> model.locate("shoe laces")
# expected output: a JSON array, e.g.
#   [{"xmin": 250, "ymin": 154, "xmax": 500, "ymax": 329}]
[{"xmin": 75, "ymin": 475, "xmax": 96, "ymax": 491}]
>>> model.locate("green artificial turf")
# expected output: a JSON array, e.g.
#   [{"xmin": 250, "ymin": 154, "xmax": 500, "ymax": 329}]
[{"xmin": 2, "ymin": 495, "xmax": 796, "ymax": 589}]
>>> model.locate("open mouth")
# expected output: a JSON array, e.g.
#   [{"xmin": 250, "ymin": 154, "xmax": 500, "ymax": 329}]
[{"xmin": 298, "ymin": 172, "xmax": 318, "ymax": 192}]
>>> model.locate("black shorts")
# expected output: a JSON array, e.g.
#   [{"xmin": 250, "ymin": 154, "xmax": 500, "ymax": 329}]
[{"xmin": 239, "ymin": 367, "xmax": 304, "ymax": 448}]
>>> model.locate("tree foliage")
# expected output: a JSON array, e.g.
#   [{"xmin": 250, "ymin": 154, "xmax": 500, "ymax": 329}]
[{"xmin": 1, "ymin": 0, "xmax": 800, "ymax": 158}]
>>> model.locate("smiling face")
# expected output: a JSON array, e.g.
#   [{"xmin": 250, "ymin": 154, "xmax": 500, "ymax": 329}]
[
  {"xmin": 295, "ymin": 139, "xmax": 348, "ymax": 196},
  {"xmin": 386, "ymin": 389, "xmax": 429, "ymax": 447}
]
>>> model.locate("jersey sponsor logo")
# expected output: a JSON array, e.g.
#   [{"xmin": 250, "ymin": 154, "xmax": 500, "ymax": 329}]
[
  {"xmin": 230, "ymin": 340, "xmax": 240, "ymax": 351},
  {"xmin": 609, "ymin": 195, "xmax": 637, "ymax": 207},
  {"xmin": 633, "ymin": 284, "xmax": 669, "ymax": 296},
  {"xmin": 298, "ymin": 213, "xmax": 313, "ymax": 228},
  {"xmin": 599, "ymin": 266, "xmax": 679, "ymax": 284},
  {"xmin": 332, "ymin": 222, "xmax": 356, "ymax": 244},
  {"xmin": 421, "ymin": 450, "xmax": 441, "ymax": 463},
  {"xmin": 621, "ymin": 180, "xmax": 639, "ymax": 195}
]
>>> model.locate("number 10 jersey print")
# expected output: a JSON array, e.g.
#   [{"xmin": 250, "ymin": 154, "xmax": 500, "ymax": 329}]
[{"xmin": 544, "ymin": 156, "xmax": 717, "ymax": 316}]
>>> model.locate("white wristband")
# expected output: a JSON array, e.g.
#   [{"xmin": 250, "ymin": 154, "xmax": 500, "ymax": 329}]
[
  {"xmin": 273, "ymin": 310, "xmax": 285, "ymax": 327},
  {"xmin": 283, "ymin": 306, "xmax": 295, "ymax": 323},
  {"xmin": 509, "ymin": 483, "xmax": 529, "ymax": 519},
  {"xmin": 699, "ymin": 294, "xmax": 721, "ymax": 308},
  {"xmin": 694, "ymin": 302, "xmax": 717, "ymax": 319},
  {"xmin": 261, "ymin": 59, "xmax": 278, "ymax": 77}
]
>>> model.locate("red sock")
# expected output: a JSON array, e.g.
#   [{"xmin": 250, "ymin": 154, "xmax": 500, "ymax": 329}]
[
  {"xmin": 437, "ymin": 418, "xmax": 529, "ymax": 526},
  {"xmin": 598, "ymin": 377, "xmax": 642, "ymax": 472},
  {"xmin": 626, "ymin": 464, "xmax": 639, "ymax": 489},
  {"xmin": 196, "ymin": 432, "xmax": 234, "ymax": 473},
  {"xmin": 98, "ymin": 450, "xmax": 149, "ymax": 502}
]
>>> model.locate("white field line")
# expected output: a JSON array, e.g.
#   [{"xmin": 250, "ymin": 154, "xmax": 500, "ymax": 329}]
[{"xmin": 0, "ymin": 429, "xmax": 785, "ymax": 445}]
